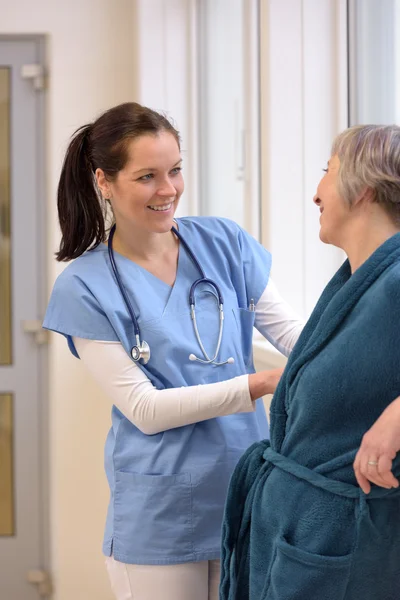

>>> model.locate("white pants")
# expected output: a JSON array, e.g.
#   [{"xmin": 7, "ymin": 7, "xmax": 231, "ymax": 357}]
[{"xmin": 105, "ymin": 555, "xmax": 221, "ymax": 600}]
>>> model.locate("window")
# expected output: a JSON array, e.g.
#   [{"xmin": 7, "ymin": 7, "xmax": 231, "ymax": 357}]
[
  {"xmin": 196, "ymin": 0, "xmax": 260, "ymax": 238},
  {"xmin": 348, "ymin": 0, "xmax": 400, "ymax": 124},
  {"xmin": 258, "ymin": 0, "xmax": 347, "ymax": 318}
]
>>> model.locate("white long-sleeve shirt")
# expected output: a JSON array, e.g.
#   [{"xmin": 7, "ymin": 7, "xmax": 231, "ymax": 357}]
[{"xmin": 74, "ymin": 279, "xmax": 304, "ymax": 435}]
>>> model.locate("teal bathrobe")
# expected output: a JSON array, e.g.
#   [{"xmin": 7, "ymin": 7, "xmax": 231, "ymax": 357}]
[{"xmin": 220, "ymin": 233, "xmax": 400, "ymax": 600}]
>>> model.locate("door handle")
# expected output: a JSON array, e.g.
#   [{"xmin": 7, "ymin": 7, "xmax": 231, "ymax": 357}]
[
  {"xmin": 22, "ymin": 320, "xmax": 49, "ymax": 345},
  {"xmin": 26, "ymin": 569, "xmax": 52, "ymax": 596}
]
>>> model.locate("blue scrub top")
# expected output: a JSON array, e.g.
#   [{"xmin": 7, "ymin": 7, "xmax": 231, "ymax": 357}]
[{"xmin": 43, "ymin": 217, "xmax": 272, "ymax": 565}]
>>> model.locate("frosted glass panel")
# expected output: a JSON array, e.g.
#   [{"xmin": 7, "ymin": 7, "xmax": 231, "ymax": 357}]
[{"xmin": 0, "ymin": 394, "xmax": 14, "ymax": 536}]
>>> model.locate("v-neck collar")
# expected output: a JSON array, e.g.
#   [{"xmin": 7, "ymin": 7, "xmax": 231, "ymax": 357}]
[
  {"xmin": 101, "ymin": 221, "xmax": 185, "ymax": 291},
  {"xmin": 99, "ymin": 219, "xmax": 203, "ymax": 317}
]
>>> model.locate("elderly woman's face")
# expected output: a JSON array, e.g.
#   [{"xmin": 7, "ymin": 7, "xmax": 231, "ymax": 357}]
[{"xmin": 313, "ymin": 154, "xmax": 350, "ymax": 246}]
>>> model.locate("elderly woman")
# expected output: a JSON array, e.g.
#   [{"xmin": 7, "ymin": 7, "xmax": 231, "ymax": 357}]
[{"xmin": 220, "ymin": 125, "xmax": 400, "ymax": 600}]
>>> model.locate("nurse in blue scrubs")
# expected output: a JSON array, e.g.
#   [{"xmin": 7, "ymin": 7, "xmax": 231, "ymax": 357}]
[{"xmin": 43, "ymin": 102, "xmax": 303, "ymax": 600}]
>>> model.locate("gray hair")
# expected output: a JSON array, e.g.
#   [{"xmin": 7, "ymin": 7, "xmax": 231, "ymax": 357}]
[{"xmin": 331, "ymin": 124, "xmax": 400, "ymax": 225}]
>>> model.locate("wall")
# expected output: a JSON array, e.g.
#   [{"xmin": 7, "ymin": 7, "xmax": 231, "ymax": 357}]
[{"xmin": 1, "ymin": 2, "xmax": 135, "ymax": 599}]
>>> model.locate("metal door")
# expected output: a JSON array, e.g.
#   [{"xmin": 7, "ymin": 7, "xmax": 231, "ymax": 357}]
[{"xmin": 0, "ymin": 36, "xmax": 49, "ymax": 599}]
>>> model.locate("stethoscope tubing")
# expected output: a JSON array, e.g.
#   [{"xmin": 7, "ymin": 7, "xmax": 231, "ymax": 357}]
[
  {"xmin": 108, "ymin": 225, "xmax": 141, "ymax": 339},
  {"xmin": 107, "ymin": 223, "xmax": 232, "ymax": 365}
]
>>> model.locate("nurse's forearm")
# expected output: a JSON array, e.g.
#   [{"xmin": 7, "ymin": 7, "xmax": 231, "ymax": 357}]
[
  {"xmin": 248, "ymin": 369, "xmax": 284, "ymax": 400},
  {"xmin": 73, "ymin": 337, "xmax": 257, "ymax": 435},
  {"xmin": 131, "ymin": 370, "xmax": 282, "ymax": 433},
  {"xmin": 126, "ymin": 376, "xmax": 254, "ymax": 434}
]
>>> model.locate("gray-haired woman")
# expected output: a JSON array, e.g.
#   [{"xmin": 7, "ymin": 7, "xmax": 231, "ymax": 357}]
[{"xmin": 220, "ymin": 124, "xmax": 400, "ymax": 600}]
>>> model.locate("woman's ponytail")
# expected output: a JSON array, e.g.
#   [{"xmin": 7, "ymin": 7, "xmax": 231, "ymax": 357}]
[
  {"xmin": 55, "ymin": 102, "xmax": 181, "ymax": 261},
  {"xmin": 56, "ymin": 124, "xmax": 106, "ymax": 261}
]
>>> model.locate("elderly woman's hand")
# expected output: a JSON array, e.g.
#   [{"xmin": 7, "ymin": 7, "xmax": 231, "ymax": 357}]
[{"xmin": 353, "ymin": 396, "xmax": 400, "ymax": 494}]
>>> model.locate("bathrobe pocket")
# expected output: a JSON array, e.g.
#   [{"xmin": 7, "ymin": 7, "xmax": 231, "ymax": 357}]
[{"xmin": 263, "ymin": 536, "xmax": 352, "ymax": 600}]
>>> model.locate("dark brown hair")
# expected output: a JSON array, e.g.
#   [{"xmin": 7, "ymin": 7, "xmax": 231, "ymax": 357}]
[{"xmin": 56, "ymin": 102, "xmax": 180, "ymax": 261}]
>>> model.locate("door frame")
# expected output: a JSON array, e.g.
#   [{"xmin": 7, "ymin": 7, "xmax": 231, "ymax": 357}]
[{"xmin": 0, "ymin": 33, "xmax": 50, "ymax": 592}]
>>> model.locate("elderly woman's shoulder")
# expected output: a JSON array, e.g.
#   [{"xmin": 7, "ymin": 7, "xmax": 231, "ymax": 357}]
[{"xmin": 381, "ymin": 261, "xmax": 400, "ymax": 299}]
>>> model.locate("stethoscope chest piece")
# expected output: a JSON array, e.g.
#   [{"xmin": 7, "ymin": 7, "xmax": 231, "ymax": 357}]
[{"xmin": 131, "ymin": 338, "xmax": 151, "ymax": 364}]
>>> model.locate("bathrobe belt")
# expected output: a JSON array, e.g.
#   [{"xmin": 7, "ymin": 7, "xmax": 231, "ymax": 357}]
[{"xmin": 263, "ymin": 446, "xmax": 399, "ymax": 502}]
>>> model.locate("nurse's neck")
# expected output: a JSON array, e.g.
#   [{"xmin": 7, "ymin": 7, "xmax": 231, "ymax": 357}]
[{"xmin": 111, "ymin": 222, "xmax": 178, "ymax": 264}]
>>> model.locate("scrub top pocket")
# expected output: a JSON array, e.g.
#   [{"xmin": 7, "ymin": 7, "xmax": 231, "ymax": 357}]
[
  {"xmin": 113, "ymin": 471, "xmax": 193, "ymax": 563},
  {"xmin": 232, "ymin": 307, "xmax": 256, "ymax": 367},
  {"xmin": 262, "ymin": 536, "xmax": 353, "ymax": 600},
  {"xmin": 191, "ymin": 460, "xmax": 239, "ymax": 554}
]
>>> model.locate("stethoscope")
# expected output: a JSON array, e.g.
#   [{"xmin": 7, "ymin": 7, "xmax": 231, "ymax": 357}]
[{"xmin": 107, "ymin": 224, "xmax": 234, "ymax": 366}]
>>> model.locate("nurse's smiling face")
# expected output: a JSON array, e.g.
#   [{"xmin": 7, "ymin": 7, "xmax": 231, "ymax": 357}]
[{"xmin": 97, "ymin": 131, "xmax": 184, "ymax": 234}]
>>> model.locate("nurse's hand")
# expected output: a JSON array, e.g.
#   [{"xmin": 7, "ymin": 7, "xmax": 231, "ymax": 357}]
[
  {"xmin": 248, "ymin": 368, "xmax": 285, "ymax": 401},
  {"xmin": 353, "ymin": 396, "xmax": 400, "ymax": 494}
]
